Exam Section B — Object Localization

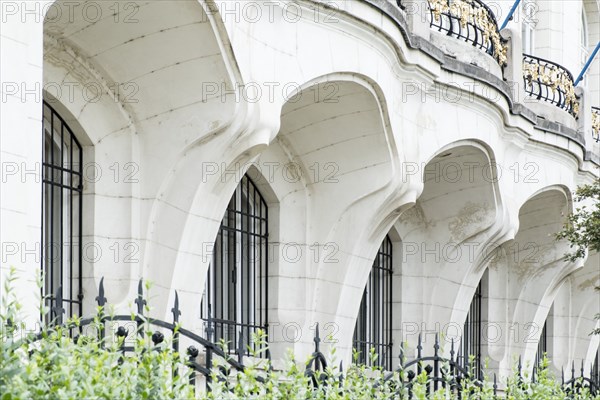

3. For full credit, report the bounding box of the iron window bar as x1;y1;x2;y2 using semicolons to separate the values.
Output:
534;319;548;372
593;349;600;386
201;174;268;356
41;100;84;322
353;235;393;370
426;0;507;66
462;279;483;380
522;54;580;117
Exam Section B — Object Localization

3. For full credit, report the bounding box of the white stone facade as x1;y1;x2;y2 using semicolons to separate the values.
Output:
1;0;599;382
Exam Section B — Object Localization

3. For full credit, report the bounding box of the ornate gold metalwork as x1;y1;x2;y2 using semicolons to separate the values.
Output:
592;108;600;142
523;58;580;117
428;0;507;66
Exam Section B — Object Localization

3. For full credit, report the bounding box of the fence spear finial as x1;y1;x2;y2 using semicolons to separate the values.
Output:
135;279;146;315
95;277;107;307
171;291;181;324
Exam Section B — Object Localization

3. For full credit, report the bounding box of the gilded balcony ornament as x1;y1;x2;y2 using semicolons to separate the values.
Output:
427;0;507;66
429;0;449;21
522;55;580;118
592;108;600;141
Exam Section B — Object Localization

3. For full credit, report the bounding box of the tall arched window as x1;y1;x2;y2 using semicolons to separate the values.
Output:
535;306;552;369
462;278;483;379
535;320;548;368
580;9;589;68
521;0;537;54
42;100;83;321
353;235;393;369
593;349;599;384
201;174;268;354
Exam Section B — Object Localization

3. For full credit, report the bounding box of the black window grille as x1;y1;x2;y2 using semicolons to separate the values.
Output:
593;349;600;385
42;100;83;321
353;235;393;370
462;279;483;379
535;319;548;368
201;174;268;355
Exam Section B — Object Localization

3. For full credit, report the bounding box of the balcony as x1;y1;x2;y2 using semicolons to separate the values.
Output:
522;54;580;118
425;0;507;66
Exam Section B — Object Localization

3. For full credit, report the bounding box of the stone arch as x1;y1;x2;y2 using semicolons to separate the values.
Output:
502;185;575;371
43;0;245;312
373;140;504;360
553;251;600;374
265;72;402;358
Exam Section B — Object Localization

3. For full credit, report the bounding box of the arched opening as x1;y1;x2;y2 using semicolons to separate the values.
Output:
44;0;239;316
553;251;599;373
274;76;397;359
502;186;572;372
395;142;499;358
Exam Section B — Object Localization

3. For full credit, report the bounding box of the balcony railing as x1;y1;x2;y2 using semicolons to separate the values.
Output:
593;106;600;142
522;54;580;118
426;0;507;66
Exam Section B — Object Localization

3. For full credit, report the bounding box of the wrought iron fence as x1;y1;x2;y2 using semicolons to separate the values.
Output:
425;0;507;66
41;278;252;392
29;278;600;398
561;360;600;398
522;54;580;118
592;106;600;142
375;334;492;398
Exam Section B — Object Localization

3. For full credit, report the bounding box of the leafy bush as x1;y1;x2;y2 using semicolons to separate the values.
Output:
1;269;599;399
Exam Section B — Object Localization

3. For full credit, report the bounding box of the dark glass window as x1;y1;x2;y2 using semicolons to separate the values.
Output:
353;235;393;369
201;174;268;354
462;279;483;379
42;100;83;322
535;319;548;369
593;349;599;385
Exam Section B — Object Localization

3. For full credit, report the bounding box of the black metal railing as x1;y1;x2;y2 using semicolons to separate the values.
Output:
561;360;600;398
376;334;491;397
32;279;600;398
41;278;254;393
592;106;600;142
426;0;507;66
522;54;580;117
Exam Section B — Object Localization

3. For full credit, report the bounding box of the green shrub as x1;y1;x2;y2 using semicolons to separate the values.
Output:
1;269;598;399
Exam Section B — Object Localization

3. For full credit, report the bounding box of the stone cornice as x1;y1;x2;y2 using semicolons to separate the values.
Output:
351;0;600;167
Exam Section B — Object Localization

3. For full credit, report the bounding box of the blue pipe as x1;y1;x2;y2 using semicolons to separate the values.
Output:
575;42;600;86
500;0;522;30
